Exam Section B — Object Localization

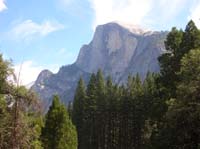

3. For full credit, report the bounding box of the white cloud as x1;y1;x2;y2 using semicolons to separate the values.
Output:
14;61;58;86
188;1;200;28
152;0;188;22
89;0;153;28
89;0;189;29
8;20;64;42
0;0;7;12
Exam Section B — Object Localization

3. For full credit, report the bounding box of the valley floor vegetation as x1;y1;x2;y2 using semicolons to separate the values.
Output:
0;20;200;149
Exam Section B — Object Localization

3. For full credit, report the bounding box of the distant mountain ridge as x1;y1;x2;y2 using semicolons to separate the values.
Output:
32;22;168;105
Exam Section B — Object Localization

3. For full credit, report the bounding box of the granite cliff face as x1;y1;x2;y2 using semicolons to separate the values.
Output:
32;22;167;104
76;23;167;82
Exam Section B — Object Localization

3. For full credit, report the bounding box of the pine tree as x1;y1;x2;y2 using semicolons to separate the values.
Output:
83;73;97;149
159;20;200;99
72;77;86;149
105;76;119;149
158;27;183;98
41;95;77;149
181;20;200;55
142;73;168;148
154;49;200;149
95;70;106;149
152;21;200;149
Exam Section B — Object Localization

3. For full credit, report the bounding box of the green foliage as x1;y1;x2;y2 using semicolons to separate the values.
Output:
0;54;13;89
0;96;12;148
72;77;86;149
73;71;164;149
72;77;86;126
158;20;200;98
164;27;183;53
0;54;43;149
181;20;200;54
153;22;200;149
163;49;200;148
41;95;77;149
177;49;200;102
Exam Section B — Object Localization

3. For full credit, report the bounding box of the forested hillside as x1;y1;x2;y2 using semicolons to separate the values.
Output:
0;20;200;148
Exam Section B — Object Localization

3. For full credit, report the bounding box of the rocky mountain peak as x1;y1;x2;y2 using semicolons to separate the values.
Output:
113;21;150;35
36;70;53;83
33;70;53;92
76;22;139;73
75;22;167;81
32;22;168;105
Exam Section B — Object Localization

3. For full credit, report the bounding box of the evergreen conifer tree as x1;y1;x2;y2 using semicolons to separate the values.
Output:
72;77;86;149
41;95;77;149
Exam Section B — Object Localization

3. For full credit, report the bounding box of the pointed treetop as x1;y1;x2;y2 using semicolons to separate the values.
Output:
78;76;84;83
185;20;197;32
77;77;85;91
86;73;97;96
51;95;60;108
106;76;113;87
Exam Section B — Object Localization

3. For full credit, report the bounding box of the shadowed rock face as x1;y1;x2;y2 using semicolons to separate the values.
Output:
32;64;90;107
32;22;168;105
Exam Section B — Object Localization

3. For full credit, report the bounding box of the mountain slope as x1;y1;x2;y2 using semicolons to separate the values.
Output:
32;22;167;104
32;64;90;106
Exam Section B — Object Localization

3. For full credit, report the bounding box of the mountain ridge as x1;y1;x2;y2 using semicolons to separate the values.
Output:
32;22;168;104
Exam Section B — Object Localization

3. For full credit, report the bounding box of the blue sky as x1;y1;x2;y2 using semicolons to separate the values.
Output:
0;0;200;85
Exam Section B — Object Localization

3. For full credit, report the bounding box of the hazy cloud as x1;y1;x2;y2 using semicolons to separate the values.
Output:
0;0;7;12
189;1;200;28
14;61;59;86
89;0;152;28
152;0;188;22
8;20;64;42
89;0;189;29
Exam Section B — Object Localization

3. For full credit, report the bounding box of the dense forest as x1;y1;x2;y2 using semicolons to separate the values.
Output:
0;20;200;148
